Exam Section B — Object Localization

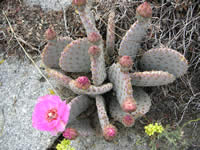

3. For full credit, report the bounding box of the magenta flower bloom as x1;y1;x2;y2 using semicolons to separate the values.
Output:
32;95;70;135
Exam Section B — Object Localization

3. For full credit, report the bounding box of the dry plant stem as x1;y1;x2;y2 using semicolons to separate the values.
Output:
2;11;59;96
94;11;124;39
16;37;41;53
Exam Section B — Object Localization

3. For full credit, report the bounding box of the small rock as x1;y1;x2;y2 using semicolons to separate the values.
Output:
24;0;72;11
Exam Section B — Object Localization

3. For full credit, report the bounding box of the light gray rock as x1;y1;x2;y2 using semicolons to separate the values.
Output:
24;0;72;11
0;57;59;150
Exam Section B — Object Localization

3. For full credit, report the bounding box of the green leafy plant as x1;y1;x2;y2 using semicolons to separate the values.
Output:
145;123;188;150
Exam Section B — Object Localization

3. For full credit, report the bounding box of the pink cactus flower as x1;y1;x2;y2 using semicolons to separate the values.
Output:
32;95;70;135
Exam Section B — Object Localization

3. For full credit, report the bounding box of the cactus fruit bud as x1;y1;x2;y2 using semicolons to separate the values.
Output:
72;0;86;6
88;32;101;43
103;124;117;141
44;27;56;40
119;56;133;72
63;128;79;140
136;2;152;18
122;115;135;127
88;45;100;57
122;97;137;113
75;76;91;90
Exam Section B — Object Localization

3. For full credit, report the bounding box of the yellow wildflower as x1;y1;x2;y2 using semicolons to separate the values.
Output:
56;139;75;150
48;89;56;95
0;59;5;65
154;123;164;133
144;123;164;136
144;123;156;136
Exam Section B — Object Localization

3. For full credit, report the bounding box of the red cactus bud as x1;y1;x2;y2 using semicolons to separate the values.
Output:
88;45;100;56
72;0;86;6
122;97;137;113
44;27;56;40
122;115;135;127
63;128;78;140
103;124;117;141
136;2;152;18
119;56;133;68
75;76;91;90
88;32;101;43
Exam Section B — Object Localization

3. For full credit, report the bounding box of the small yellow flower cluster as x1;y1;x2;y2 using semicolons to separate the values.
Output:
144;123;164;136
56;139;75;150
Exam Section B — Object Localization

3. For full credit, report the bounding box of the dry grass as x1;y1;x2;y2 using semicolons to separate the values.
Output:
0;0;200;149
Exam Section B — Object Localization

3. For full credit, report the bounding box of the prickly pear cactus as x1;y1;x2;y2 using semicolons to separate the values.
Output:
41;1;188;141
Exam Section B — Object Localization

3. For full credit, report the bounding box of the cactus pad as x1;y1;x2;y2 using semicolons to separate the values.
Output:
69;80;113;96
46;68;72;88
131;71;176;87
89;45;107;85
42;37;73;68
131;87;151;119
66;119;95;137
68;95;92;123
96;95;117;141
119;21;149;59
110;98;135;127
76;6;99;36
106;10;115;56
140;48;188;77
108;63;137;112
59;38;91;72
